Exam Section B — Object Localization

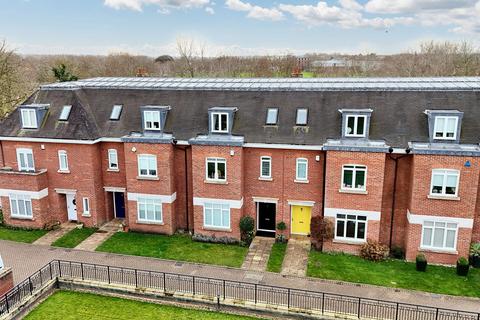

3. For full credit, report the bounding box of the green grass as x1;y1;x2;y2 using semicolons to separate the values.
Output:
25;290;259;320
266;242;287;273
301;71;316;78
52;227;97;248
96;232;248;268
308;251;480;298
0;226;47;243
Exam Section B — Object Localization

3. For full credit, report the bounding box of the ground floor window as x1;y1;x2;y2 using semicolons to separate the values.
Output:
137;197;162;223
9;194;33;218
204;203;230;229
421;221;457;250
335;214;366;241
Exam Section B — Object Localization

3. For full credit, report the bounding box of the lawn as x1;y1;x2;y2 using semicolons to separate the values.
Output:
308;251;480;298
25;290;259;320
0;226;47;243
266;242;287;273
96;232;248;268
52;227;97;248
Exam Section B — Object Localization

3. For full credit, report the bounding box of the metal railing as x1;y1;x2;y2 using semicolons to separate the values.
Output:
1;260;479;320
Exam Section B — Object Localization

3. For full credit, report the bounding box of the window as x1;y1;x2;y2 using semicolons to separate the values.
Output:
21;109;38;129
296;158;308;181
59;105;72;121
434;116;458;140
296;108;308;125
58;150;69;172
16;148;35;172
110;105;123;120
9;194;32;218
211;112;229;133
204;203;230;229
422;221;457;250
108;149;119;170
260;156;272;178
342;165;367;191
144;110;161;130
266;108;278;125
430;169;459;197
82;197;90;215
206;158;226;181
345;115;367;137
335;214;367;241
137;197;162;223
138;155;157;177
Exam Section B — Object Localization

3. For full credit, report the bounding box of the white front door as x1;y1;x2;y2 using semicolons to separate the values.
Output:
66;194;77;221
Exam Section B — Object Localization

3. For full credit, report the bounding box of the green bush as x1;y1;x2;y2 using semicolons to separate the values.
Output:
276;221;287;231
470;242;480;257
0;209;4;225
416;253;427;272
239;216;255;247
390;246;405;259
360;239;389;262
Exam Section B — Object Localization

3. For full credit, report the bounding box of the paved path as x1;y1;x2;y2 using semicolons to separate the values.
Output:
0;240;478;313
241;237;275;271
33;222;77;246
281;238;310;277
74;219;122;251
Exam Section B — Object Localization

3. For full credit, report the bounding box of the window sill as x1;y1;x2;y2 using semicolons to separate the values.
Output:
258;177;273;181
338;188;368;195
294;179;309;184
204;180;228;185
136;220;164;225
419;247;458;255
82;213;91;217
427;194;460;201
333;238;366;245
137;176;159;181
57;170;70;174
11;216;34;221
107;168;120;172
203;226;231;232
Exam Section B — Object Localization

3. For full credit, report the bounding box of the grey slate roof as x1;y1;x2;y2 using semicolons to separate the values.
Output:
1;77;480;148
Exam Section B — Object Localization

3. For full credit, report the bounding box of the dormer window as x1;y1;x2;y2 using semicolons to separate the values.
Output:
211;112;229;133
59;105;72;121
266;108;278;125
434;116;458;140
425;110;463;143
296;108;308;125
110;105;123;120
21;109;38;129
207;107;237;135
144;110;161;131
345;115;366;137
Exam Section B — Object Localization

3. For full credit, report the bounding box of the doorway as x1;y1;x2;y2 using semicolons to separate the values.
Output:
256;202;276;237
113;192;125;219
66;193;77;221
291;205;311;235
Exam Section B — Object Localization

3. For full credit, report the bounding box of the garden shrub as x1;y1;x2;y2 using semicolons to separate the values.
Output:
416;253;427;272
390;246;405;259
310;216;334;251
239;216;255;247
276;221;287;243
192;233;239;245
360;239;389;262
0;209;3;225
457;257;470;276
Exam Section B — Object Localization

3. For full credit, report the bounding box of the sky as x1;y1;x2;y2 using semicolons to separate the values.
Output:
1;0;479;56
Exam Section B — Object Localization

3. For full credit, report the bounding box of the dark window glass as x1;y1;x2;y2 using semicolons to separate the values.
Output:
357;222;366;239
336;220;345;237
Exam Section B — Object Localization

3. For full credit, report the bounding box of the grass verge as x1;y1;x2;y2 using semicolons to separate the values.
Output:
266;242;287;273
52;227;98;248
0;226;47;243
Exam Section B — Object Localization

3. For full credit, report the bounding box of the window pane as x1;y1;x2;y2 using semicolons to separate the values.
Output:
213;114;220;131
356;116;365;135
213;207;221;226
217;162;226;180
336;220;345;237
155;203;162;221
346;116;355;134
25;200;32;217
18;199;26;216
343;169;353;188
207;162;215;179
221;209;229;227
261;159;270;176
266;108;278;124
433;227;445;247
346;220;356;238
445;230;456;248
446;118;456;137
435;118;445;137
204;207;212;225
422;227;432;246
10;198;18;216
355;170;365;188
296;109;307;125
26;153;34;169
110;105;123;120
357;222;366;239
221;114;228;131
59;105;72;120
19;155;26;169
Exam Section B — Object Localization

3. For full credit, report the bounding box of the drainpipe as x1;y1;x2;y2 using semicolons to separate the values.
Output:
172;141;191;232
0;141;4;167
321;150;327;251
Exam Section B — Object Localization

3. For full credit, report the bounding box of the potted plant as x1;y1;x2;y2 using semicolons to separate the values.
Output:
456;257;470;276
469;242;480;268
416;253;427;272
276;221;287;243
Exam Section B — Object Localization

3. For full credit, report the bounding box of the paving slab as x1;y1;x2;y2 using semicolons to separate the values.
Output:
74;219;122;251
281;238;310;277
242;237;275;272
33;222;77;246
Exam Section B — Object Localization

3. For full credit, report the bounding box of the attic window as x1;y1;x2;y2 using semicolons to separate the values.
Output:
345;115;367;137
21;109;38;129
110;105;123;120
434;116;458;140
144;110;161;131
296;108;308;125
211;112;229;133
266;108;278;125
59;105;72;121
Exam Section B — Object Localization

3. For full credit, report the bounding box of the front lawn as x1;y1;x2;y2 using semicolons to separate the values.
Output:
0;226;47;243
52;227;98;248
96;232;248;268
25;290;259;320
308;251;480;298
266;242;287;273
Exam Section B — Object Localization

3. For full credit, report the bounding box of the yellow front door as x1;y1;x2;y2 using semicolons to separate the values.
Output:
291;205;311;235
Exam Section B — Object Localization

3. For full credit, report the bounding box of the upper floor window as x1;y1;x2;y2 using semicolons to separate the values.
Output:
138;197;162;223
206;157;226;181
211;112;229;133
430;169;459;197
296;158;308;181
110;105;123;120
260;156;272;179
144;110;161;131
335;214;366;241
345;115;367;137
296;108;308;125
108;149;119;170
59;105;72;121
58;150;69;172
21;109;38;129
265;108;278;125
342;165;366;191
9;194;33;218
16;148;35;172
138;154;157;178
434;116;458;140
421;221;457;250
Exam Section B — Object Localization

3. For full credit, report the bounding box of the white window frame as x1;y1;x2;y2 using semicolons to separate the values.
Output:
203;202;230;229
430;169;460;197
110;105;123;120
341;164;367;191
143;110;161;131
265;108;278;125
59;105;72;121
58;150;69;172
9;194;33;219
108;149;119;170
421;220;458;251
345;115;367;137
296;108;308;125
16;148;35;172
137;197;163;223
20;109;38;129
206;157;227;182
82;197;90;215
211;112;229;133
433;116;458;140
335;214;367;242
260;156;272;179
137;154;157;178
295;158;308;181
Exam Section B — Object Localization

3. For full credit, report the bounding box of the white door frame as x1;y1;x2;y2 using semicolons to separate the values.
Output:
256;202;276;233
112;192;118;218
66;193;77;221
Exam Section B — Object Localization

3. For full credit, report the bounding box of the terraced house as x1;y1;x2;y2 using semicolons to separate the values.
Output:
0;77;479;265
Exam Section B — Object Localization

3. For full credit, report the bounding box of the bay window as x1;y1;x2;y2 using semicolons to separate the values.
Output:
9;194;33;218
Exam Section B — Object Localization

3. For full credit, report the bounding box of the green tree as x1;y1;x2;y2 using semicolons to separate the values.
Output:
52;63;78;82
